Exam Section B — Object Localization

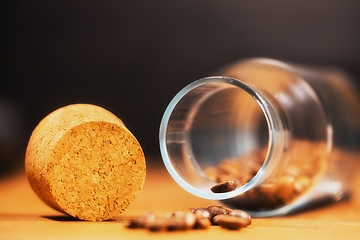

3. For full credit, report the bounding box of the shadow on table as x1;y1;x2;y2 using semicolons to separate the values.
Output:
42;215;82;221
42;215;133;222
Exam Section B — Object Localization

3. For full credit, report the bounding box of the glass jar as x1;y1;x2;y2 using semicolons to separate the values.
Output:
159;58;360;217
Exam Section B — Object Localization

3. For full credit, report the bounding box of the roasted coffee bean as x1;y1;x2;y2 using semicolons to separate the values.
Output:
285;165;301;177
127;212;156;228
184;213;197;228
127;206;252;232
257;183;277;195
203;144;320;211
167;211;196;231
211;180;238;193
294;175;310;193
228;210;252;226
127;220;141;229
211;214;223;226
147;216;168;232
216;174;237;185
193;208;212;220
207;205;231;217
214;214;250;230
276;175;296;202
194;214;212;229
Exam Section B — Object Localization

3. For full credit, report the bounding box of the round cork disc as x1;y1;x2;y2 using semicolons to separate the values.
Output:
25;104;146;221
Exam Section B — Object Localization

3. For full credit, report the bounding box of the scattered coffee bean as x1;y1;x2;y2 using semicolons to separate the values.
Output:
126;205;252;232
211;214;223;226
228;210;252;226
147;216;168;232
207;205;231;217
127;212;156;228
167;211;196;231
214;214;250;230
193;207;212;220
126;220;141;229
193;215;212;229
210;180;238;193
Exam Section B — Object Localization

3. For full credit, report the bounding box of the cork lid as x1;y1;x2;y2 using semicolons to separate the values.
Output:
25;104;146;221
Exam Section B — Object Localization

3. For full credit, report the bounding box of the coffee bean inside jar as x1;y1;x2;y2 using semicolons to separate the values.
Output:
204;141;323;211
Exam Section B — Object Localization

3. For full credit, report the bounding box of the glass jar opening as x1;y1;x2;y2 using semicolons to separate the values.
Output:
160;76;279;200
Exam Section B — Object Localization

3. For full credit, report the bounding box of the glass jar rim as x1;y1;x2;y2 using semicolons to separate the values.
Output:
159;76;286;200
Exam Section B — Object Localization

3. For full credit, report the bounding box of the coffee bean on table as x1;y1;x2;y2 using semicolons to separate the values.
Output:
194;215;212;229
127;212;156;229
126;220;141;229
193;207;212;220
207;205;232;217
147;216;168;232
211;214;223;226
210;180;238;193
228;209;252;226
214;214;250;230
126;205;252;232
167;211;196;231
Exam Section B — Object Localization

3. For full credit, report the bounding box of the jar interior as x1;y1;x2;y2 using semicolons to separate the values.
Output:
161;79;270;198
189;86;269;173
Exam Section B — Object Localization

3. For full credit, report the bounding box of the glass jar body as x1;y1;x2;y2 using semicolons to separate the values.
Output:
159;58;360;217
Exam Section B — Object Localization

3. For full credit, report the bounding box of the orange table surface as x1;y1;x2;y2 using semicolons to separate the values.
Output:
1;160;360;240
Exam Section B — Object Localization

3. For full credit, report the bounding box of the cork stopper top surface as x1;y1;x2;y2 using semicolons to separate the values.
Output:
25;104;146;221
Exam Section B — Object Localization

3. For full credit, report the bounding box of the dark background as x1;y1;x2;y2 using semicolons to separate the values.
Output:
1;0;360;176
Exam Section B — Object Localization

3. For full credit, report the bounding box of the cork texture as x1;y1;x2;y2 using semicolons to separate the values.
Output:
25;104;146;221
